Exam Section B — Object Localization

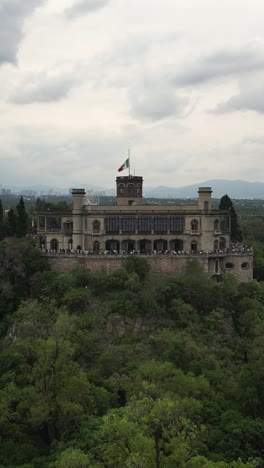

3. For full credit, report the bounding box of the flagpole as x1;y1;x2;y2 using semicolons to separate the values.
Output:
128;148;131;177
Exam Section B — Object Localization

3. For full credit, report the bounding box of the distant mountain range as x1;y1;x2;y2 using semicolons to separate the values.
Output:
144;180;264;199
2;179;264;199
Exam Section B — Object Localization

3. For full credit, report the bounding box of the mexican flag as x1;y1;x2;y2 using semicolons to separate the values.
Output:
118;158;129;172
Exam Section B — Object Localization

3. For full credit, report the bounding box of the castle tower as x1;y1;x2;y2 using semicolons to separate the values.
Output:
71;188;86;249
116;175;143;206
198;187;212;211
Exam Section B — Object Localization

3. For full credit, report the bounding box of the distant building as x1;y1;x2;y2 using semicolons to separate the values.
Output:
36;175;253;282
1;188;11;195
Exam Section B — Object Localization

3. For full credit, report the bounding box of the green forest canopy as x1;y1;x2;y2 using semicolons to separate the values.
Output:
0;239;263;467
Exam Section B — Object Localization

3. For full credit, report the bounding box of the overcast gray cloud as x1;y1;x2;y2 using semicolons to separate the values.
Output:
65;0;110;18
0;0;44;65
129;83;190;122
211;77;264;114
9;70;79;104
1;0;264;189
174;42;264;87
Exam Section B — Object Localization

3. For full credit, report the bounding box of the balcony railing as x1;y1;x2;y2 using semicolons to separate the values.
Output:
47;227;62;232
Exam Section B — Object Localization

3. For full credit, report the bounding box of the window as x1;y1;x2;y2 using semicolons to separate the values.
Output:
220;237;226;249
214;219;219;231
191;241;197;252
121;217;136;234
128;184;134;194
119;184;124;194
105;218;120;234
225;262;234;270
93;220;100;233
47;216;61;231
50;239;58;251
215;259;220;273
153;217;168;234
191;219;199;232
220;215;230;232
138;217;152;234
241;262;249;270
204;201;209;211
170;217;184;233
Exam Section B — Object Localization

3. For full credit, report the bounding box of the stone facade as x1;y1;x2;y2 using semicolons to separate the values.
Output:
46;252;253;282
37;175;253;282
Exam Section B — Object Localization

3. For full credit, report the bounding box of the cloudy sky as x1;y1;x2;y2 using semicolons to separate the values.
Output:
0;0;264;189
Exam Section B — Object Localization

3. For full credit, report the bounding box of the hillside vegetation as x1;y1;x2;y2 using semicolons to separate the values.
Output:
0;239;263;467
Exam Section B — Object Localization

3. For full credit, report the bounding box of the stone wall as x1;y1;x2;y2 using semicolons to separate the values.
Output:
47;253;253;282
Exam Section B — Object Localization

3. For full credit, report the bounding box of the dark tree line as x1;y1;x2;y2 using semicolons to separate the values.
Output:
0;196;29;240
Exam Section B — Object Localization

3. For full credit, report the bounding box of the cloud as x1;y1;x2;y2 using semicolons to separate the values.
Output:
129;79;191;122
174;41;264;87
211;77;264;114
65;0;110;19
0;0;44;65
0;126;129;187
8;69;79;104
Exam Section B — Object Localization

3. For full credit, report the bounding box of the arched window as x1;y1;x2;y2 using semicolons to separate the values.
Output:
50;239;58;251
128;184;134;194
93;219;100;233
119;184;124;194
191;240;197;252
191;219;199;232
214;219;219;231
214;239;219;251
204;201;209;211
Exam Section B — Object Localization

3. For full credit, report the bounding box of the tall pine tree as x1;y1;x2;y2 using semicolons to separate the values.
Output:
16;196;28;238
0;198;5;240
7;208;17;236
0;198;3;223
219;194;242;242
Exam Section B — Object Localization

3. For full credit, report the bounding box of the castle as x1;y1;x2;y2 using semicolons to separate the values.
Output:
37;175;253;282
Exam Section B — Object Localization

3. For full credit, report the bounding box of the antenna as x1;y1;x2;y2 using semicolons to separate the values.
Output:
85;190;100;205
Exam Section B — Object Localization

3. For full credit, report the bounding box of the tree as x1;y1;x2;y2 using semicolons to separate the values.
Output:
0;238;50;319
53;447;91;467
7;208;16;236
16;196;28;237
0;198;3;223
219;195;242;242
0;198;5;241
98;395;203;467
123;256;150;281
